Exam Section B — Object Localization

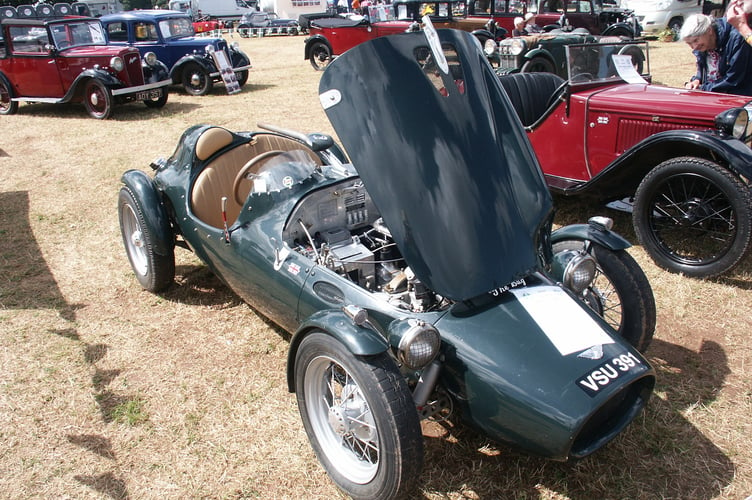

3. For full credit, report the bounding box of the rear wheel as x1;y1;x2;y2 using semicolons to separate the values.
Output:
309;42;332;71
181;62;213;96
521;56;555;74
0;78;18;116
118;186;175;292
143;88;168;108
633;157;752;278
553;241;656;352
295;332;423;500
83;80;112;119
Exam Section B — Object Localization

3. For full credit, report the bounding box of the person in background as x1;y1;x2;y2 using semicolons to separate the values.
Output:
512;16;526;36
524;12;541;33
726;0;752;44
680;13;752;95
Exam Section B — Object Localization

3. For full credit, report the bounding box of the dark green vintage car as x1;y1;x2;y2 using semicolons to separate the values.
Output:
118;27;655;499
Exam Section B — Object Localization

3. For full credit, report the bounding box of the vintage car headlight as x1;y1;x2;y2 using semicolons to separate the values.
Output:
230;41;240;51
715;107;749;140
205;44;215;55
109;56;124;72
389;318;440;370
143;51;158;67
551;249;597;294
505;38;526;56
484;38;498;57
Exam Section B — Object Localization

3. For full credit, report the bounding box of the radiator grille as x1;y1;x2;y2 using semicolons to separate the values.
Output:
616;118;705;153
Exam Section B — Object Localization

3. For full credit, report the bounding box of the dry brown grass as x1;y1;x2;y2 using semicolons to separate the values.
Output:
0;34;750;500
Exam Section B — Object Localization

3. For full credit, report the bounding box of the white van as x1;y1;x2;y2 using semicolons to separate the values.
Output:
625;0;702;35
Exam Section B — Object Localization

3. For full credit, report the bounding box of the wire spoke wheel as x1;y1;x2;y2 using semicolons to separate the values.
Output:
634;157;752;277
552;241;655;352
295;332;422;499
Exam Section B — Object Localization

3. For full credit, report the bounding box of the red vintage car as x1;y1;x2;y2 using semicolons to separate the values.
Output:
304;0;504;70
498;41;752;278
0;14;170;119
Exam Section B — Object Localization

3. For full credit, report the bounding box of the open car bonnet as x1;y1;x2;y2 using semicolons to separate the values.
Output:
319;28;554;301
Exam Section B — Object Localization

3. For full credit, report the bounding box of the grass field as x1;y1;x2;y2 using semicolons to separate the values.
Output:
1;34;750;499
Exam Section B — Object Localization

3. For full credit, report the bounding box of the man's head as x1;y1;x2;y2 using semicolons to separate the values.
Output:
731;0;752;14
681;14;717;52
514;16;524;29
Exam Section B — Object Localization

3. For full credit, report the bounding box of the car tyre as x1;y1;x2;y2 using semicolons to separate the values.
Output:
633;157;752;278
118;186;175;292
521;56;555;74
309;42;332;71
294;332;423;500
668;17;683;36
83;79;113;119
143;88;168;108
553;241;656;352
181;62;213;96
235;69;249;87
0;78;18;116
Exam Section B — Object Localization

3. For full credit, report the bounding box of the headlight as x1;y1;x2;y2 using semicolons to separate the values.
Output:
205;44;215;55
508;38;526;56
389;318;441;370
231;41;240;51
552;249;597;294
715;107;749;140
109;56;124;72
484;38;498;56
143;51;158;66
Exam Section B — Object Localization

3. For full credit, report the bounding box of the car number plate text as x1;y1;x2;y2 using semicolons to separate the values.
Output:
577;352;643;397
135;90;161;100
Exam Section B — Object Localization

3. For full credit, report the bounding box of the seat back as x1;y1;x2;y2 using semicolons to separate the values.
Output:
498;72;565;128
191;129;322;228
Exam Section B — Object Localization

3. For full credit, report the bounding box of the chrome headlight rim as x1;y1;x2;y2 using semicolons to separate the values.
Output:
484;38;498;56
143;51;158;67
562;251;597;294
509;38;526;56
395;319;441;370
109;56;124;72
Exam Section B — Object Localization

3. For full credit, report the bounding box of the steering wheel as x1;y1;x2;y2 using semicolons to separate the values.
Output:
233;150;286;205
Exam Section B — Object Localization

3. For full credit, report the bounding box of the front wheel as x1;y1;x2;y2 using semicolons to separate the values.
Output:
309;42;332;71
181;62;213;96
0;78;18;115
294;332;423;500
521;56;555;74
118;186;175;292
83;79;113;119
143;88;168;108
553;241;656;352
633;157;752;278
235;69;249;87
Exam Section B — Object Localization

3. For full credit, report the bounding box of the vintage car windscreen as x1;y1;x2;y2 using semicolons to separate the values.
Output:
50;20;107;48
158;17;195;39
566;42;649;84
250;150;318;194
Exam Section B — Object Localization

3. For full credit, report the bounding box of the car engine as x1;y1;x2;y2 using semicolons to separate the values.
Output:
282;178;450;313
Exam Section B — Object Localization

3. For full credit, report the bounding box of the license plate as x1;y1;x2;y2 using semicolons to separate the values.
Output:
136;89;161;100
576;351;644;397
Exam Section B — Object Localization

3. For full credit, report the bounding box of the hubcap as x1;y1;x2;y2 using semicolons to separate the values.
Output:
90;92;99;106
190;73;201;86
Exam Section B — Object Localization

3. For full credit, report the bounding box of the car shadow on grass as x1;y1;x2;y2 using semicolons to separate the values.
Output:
418;338;735;499
7;100;201;121
0;191;132;499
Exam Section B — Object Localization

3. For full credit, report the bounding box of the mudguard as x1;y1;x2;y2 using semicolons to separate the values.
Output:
120;169;174;256
170;54;216;82
286;309;389;391
230;49;251;70
142;60;170;84
551;223;631;251
602;21;639;37
61;69;122;103
565;129;752;199
304;34;331;60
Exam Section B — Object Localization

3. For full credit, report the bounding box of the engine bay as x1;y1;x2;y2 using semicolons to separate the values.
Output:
282;178;450;312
